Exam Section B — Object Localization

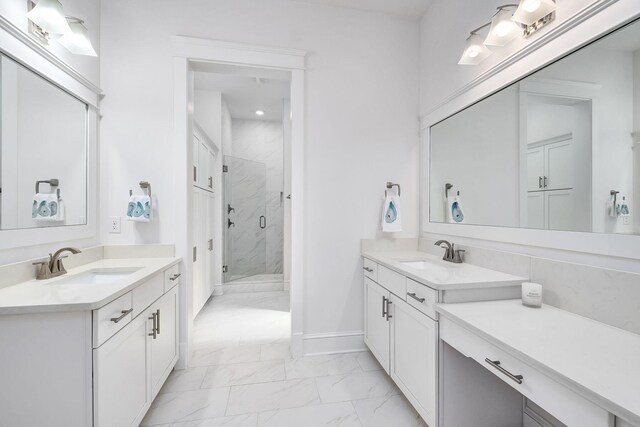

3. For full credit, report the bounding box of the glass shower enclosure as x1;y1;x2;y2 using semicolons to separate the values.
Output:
223;155;267;282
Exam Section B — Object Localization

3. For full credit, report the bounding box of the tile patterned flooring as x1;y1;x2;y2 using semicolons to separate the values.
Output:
141;291;427;427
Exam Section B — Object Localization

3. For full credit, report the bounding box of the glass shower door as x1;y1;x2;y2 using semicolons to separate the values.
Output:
224;155;267;282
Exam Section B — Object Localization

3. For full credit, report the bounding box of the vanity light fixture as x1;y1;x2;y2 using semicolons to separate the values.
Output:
255;110;265;116
512;0;556;36
58;17;97;56
458;0;556;66
26;0;71;38
458;31;493;65
484;6;522;46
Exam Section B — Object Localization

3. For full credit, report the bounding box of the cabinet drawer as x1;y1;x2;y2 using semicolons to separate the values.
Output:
405;279;438;320
132;272;164;316
363;258;378;281
377;265;406;298
440;318;614;427
93;292;133;348
164;264;181;292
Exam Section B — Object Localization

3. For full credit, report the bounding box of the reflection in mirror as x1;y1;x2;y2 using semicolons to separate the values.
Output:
0;54;87;230
430;18;640;235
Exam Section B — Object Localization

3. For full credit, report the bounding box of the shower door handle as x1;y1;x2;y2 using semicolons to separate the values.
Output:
259;216;266;229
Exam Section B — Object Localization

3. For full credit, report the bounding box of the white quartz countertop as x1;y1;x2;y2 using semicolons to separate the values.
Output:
436;300;640;424
0;257;180;315
362;250;527;290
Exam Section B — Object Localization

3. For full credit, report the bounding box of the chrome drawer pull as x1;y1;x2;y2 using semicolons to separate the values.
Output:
407;292;425;303
149;312;157;339
385;300;393;321
110;308;133;323
363;267;374;273
156;309;161;335
485;359;523;384
382;296;387;318
170;273;181;281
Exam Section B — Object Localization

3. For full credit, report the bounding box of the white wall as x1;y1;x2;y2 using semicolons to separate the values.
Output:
100;0;420;348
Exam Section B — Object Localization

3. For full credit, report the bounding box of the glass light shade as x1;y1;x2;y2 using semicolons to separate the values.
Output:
26;0;71;35
484;9;522;46
512;0;556;26
58;21;97;56
458;33;492;65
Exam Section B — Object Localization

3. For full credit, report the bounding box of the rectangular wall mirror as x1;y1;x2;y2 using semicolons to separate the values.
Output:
429;17;640;235
0;54;88;230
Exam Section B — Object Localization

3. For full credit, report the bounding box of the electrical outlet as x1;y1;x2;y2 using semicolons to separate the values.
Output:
109;216;121;233
623;216;630;226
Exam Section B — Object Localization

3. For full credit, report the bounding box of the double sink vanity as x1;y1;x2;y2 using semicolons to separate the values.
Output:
362;241;640;427
0;246;181;427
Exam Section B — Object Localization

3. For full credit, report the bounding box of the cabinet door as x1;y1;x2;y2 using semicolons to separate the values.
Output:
526;191;545;229
545;139;573;190
206;148;215;190
193;132;200;184
93;312;151;427
546;189;576;231
527;147;544;191
364;277;390;373
198;141;210;189
150;287;179;397
389;295;437;427
192;190;202;315
206;192;215;297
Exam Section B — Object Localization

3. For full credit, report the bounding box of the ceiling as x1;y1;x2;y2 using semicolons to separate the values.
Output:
292;0;432;21
194;69;290;122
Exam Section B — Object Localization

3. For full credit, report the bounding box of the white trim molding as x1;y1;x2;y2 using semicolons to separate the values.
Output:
421;0;640;260
302;331;366;356
173;37;306;366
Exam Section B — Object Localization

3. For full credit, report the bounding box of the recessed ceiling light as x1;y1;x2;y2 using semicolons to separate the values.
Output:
255;110;265;116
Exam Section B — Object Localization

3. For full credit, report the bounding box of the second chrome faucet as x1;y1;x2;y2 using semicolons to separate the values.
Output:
434;240;465;264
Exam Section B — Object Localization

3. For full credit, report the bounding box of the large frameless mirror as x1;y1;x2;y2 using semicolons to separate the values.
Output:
0;54;87;230
429;18;640;235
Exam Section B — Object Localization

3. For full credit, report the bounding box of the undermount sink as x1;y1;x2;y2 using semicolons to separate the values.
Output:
52;268;142;285
400;260;444;270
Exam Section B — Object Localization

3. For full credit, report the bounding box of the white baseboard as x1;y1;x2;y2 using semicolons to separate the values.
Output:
302;330;366;356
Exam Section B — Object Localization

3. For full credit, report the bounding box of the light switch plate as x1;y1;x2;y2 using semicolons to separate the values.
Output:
109;216;121;233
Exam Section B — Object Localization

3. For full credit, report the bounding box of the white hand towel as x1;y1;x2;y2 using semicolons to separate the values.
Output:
607;194;617;218
618;196;630;217
32;193;61;222
446;195;465;224
382;193;402;232
127;195;152;222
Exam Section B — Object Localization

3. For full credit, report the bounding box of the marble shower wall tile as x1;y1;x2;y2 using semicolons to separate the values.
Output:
530;257;640;335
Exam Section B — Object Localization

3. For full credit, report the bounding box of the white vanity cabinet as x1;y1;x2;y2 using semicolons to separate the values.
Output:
94;285;179;427
0;261;181;427
362;262;438;427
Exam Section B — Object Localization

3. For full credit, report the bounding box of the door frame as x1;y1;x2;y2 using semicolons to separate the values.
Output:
172;37;306;366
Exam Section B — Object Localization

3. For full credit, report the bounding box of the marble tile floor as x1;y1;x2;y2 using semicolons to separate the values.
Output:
141;291;426;427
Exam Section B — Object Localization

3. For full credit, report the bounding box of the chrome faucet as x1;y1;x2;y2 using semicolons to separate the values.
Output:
434;240;465;264
33;247;82;280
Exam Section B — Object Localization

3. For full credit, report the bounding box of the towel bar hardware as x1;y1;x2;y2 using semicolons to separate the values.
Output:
444;183;453;198
407;292;425;303
363;267;374;272
129;181;152;197
485;359;523;384
35;179;59;194
610;190;620;208
385;182;401;197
